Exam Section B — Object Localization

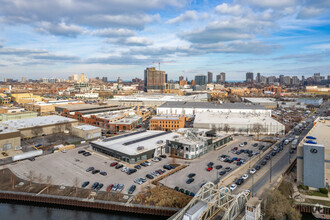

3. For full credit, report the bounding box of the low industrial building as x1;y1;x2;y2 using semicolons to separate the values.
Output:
296;98;323;107
166;129;232;159
297;117;330;188
193;112;285;135
0;124;21;152
157;102;271;116
91;130;176;163
1;115;78;138
107;93;210;107
243;97;277;109
71;125;102;140
150;115;185;131
277;101;307;109
109;115;142;132
0;111;38;121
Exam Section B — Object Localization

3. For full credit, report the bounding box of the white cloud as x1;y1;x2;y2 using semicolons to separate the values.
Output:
215;3;244;15
239;0;297;8
35;22;87;37
107;36;153;46
166;10;198;24
297;7;325;19
91;28;135;38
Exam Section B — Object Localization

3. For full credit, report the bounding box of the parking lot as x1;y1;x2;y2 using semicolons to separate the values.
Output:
159;136;271;193
8;147;177;195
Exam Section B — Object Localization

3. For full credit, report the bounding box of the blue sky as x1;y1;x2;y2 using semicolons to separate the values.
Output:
0;0;329;81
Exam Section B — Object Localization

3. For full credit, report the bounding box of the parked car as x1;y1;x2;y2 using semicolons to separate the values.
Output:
255;165;261;170
186;178;194;184
146;174;154;179
207;162;214;167
110;162;118;167
219;170;226;175
242;174;249;180
78;150;86;154
261;160;267;166
235;178;244;185
152;158;159;162
92;169;100;174
249;168;256;174
115;164;123;169
239;143;244;147
128;185;136;194
134;165;141;169
100;171;107;176
265;155;271;160
159;155;167;158
91;182;99;190
81;181;90;188
207;167;213;171
83;152;91;156
96;183;104;191
86;167;94;172
107;184;114;192
215;165;223;170
188;173;196;178
116;184;124;192
253;143;258;147
271;151;276;156
230;184;237;191
145;161;151;166
225;167;232;172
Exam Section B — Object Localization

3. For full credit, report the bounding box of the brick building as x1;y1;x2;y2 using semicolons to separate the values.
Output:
150;115;185;131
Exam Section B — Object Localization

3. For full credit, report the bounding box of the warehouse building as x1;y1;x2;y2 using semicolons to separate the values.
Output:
297;117;330;188
243;97;277;109
91;130;177;163
193;112;285;135
150;115;185;131
157;101;271;116
71;125;102;140
1;115;78;138
0;124;21;152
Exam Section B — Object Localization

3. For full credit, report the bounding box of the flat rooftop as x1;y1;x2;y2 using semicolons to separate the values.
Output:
56;104;119;112
0;124;19;134
307;117;330;147
244;97;276;103
194;111;284;126
92;130;178;155
151;115;183;120
111;93;209;102
158;101;266;110
109;115;141;125
74;125;100;131
1;115;77;130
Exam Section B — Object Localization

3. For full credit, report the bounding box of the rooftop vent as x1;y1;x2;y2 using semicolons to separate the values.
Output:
157;140;163;144
137;146;144;151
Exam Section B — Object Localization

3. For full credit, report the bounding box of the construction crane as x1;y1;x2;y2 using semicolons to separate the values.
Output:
152;60;175;70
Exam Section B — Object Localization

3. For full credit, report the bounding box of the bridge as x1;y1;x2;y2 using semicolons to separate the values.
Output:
170;182;249;220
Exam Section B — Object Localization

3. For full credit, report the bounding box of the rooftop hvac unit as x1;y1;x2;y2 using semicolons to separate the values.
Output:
173;135;179;139
157;140;163;144
137;146;144;151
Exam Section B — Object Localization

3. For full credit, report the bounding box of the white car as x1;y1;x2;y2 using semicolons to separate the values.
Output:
145;161;151;166
230;184;237;191
242;174;249;180
121;167;128;172
152;158;159;162
249;168;256;174
239;143;244;147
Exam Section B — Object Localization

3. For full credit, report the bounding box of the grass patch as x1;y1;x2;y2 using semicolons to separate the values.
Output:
306;190;328;198
305;199;330;207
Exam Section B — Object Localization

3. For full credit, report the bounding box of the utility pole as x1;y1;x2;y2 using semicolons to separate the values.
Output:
269;157;272;183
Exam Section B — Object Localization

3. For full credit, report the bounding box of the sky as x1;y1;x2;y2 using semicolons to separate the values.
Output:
0;0;330;81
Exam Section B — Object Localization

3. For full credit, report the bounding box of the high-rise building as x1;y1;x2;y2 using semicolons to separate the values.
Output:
283;76;291;85
144;67;166;92
132;77;142;83
267;76;276;84
102;77;108;82
291;76;300;85
207;72;213;83
260;76;267;84
21;77;27;83
216;72;226;84
195;75;207;85
279;75;284;85
246;72;254;83
256;73;261;83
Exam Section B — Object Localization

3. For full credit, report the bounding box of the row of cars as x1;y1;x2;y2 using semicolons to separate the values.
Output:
174;186;196;197
219;154;245;166
78;150;91;156
86;166;107;176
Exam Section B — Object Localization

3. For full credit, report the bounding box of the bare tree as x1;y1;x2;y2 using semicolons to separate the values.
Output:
38;173;43;184
223;124;230;133
252;123;264;139
28;171;34;187
74;177;79;196
46;176;52;194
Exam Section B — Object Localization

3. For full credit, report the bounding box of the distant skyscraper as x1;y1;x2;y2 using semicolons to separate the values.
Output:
291;76;300;85
279;75;284;85
283;76;291;85
144;67;166;92
207;72;213;83
102;77;108;82
267;76;276;84
256;73;261;83
216;72;226;84
246;72;254;83
195;75;207;85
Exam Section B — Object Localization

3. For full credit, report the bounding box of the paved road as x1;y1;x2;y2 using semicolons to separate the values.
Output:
234;102;327;195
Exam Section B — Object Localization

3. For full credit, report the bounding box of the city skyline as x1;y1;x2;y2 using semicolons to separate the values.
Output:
0;0;330;80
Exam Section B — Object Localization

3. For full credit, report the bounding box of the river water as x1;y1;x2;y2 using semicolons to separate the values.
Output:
0;202;166;220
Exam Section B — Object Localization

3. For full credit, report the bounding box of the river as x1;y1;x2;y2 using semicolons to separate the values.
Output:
0;202;166;220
